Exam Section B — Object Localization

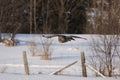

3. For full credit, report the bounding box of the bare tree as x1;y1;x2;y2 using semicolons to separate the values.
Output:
0;0;25;46
0;0;7;41
29;0;88;34
0;11;2;41
89;0;120;77
29;0;33;34
91;35;119;76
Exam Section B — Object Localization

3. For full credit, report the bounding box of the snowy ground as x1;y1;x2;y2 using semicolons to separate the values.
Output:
0;34;120;80
0;73;119;80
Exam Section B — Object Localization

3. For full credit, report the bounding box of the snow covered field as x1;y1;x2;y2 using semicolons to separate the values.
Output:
0;34;120;80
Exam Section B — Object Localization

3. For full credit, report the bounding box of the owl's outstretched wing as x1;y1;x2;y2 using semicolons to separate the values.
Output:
43;35;87;40
70;36;87;40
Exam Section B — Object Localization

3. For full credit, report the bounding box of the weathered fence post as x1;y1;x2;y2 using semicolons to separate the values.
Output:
81;51;87;77
23;51;29;75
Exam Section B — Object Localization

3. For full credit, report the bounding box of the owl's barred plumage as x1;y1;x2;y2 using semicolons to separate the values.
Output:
42;35;87;43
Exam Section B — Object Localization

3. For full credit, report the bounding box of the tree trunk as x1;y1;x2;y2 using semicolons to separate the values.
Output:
30;0;33;34
33;0;37;33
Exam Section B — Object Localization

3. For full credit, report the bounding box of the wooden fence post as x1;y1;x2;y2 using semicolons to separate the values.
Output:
23;51;29;75
81;51;87;77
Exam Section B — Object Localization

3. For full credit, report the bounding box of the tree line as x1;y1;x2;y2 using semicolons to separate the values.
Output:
0;0;120;34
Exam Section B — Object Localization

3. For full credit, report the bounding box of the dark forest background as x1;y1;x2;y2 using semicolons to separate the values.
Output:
0;0;120;34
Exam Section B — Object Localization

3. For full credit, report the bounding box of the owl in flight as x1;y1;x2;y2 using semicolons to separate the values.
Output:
42;34;87;43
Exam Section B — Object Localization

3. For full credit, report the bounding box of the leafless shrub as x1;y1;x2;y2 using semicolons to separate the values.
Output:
2;38;14;46
1;33;16;46
29;40;37;56
40;38;53;60
90;35;120;77
28;36;53;60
